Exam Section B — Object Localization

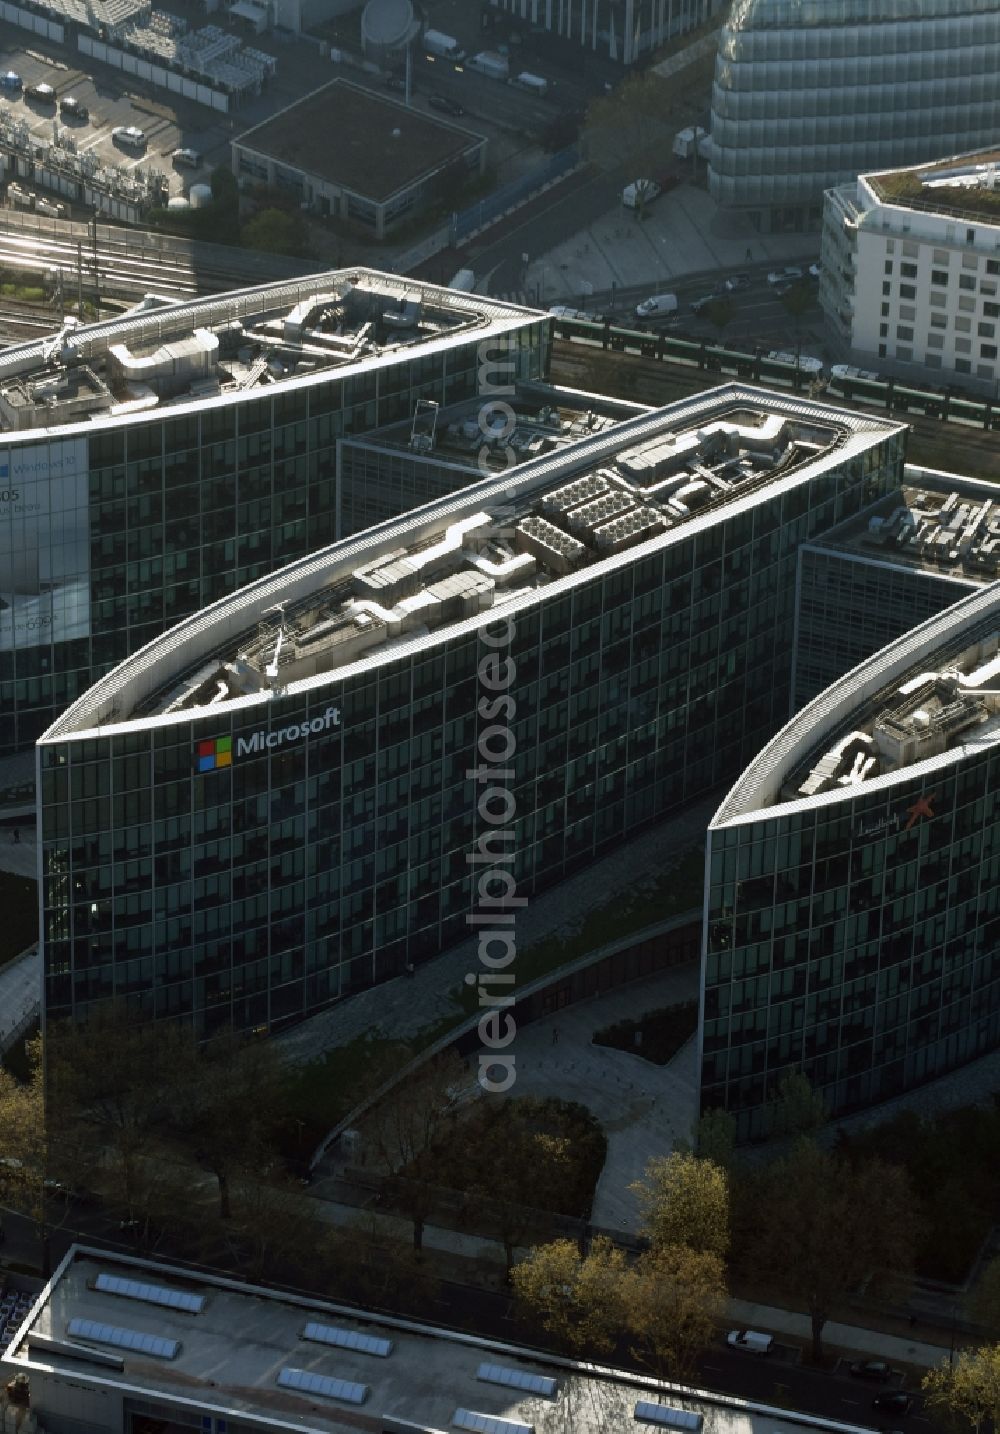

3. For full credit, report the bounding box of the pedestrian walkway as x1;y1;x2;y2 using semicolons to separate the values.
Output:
524;182;817;308
505;964;701;1234
0;944;40;1053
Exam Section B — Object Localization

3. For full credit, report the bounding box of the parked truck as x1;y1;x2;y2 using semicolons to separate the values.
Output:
673;126;712;160
468;50;510;80
423;29;466;63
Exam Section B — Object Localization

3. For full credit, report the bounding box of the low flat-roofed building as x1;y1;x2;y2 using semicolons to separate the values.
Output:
37;384;904;1035
231;80;488;237
704;580;1000;1137
2;1243;854;1434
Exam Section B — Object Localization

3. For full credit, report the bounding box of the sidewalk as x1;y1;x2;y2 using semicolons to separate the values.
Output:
728;1299;950;1370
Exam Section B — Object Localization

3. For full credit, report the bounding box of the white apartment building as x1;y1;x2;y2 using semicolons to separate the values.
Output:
821;149;1000;394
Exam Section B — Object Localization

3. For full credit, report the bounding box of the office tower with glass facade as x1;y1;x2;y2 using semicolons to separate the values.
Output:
0;272;549;755
709;0;1000;233
38;385;903;1035
703;582;1000;1139
792;466;1000;708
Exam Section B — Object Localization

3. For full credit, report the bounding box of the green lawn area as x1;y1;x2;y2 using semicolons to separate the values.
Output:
0;871;37;969
593;1000;699;1065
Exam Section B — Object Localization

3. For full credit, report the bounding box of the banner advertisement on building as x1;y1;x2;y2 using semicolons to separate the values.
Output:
0;438;90;652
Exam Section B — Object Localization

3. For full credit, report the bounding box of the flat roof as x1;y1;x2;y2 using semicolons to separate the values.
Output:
864;146;1000;225
233;79;485;202
712;581;1000;826
0;269;540;442
39;384;904;743
1;1245;867;1434
807;469;1000;588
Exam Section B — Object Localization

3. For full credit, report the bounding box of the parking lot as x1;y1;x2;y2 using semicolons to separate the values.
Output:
0;39;236;200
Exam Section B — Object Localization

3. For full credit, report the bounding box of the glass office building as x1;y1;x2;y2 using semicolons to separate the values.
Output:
708;0;1000;231
38;385;903;1035
792;469;1000;708
703;582;1000;1138
0;272;549;755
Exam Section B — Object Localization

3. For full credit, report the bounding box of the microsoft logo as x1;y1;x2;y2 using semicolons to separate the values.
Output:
196;736;232;772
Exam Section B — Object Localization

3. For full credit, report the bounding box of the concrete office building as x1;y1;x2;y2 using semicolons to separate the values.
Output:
37;386;904;1034
821;149;1000;391
1;1244;835;1434
486;0;723;65
793;466;1000;708
231;81;487;237
0;272;550;755
703;581;1000;1139
709;0;1000;233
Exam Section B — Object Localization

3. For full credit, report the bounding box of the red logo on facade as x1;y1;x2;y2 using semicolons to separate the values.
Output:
904;793;936;830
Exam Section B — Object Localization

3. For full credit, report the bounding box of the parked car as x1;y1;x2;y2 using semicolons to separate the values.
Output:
24;81;56;104
172;147;202;168
0;71;22;91
873;1393;912;1415
428;93;465;116
724;272;751;292
727;1329;773;1355
850;1360;892;1382
112;125;146;150
767;265;804;286
59;95;88;120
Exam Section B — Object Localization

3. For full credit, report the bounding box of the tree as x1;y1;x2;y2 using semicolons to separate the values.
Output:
922;1348;1000;1433
630;1151;729;1258
168;1030;286;1220
583;73;674;219
742;1140;920;1361
704;297;736;345
362;1050;466;1252
242;207;310;257
512;1236;626;1354
691;1108;737;1169
765;1070;826;1138
624;1244;727;1380
779;284;816;371
970;1257;1000;1333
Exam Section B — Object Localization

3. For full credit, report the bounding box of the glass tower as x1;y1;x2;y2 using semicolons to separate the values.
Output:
709;0;1000;231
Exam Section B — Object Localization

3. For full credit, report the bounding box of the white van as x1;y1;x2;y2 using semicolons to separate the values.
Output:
727;1328;773;1355
635;293;678;320
831;363;880;382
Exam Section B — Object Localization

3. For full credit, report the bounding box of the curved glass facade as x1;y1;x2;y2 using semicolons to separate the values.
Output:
708;0;1000;227
703;588;1000;1138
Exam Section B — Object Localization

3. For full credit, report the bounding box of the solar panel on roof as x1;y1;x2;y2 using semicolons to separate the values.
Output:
277;1366;369;1405
301;1320;392;1357
94;1272;205;1315
475;1363;557;1398
452;1411;534;1434
67;1318;180;1360
633;1403;704;1431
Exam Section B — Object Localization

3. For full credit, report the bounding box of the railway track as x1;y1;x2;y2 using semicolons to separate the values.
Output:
551;339;1000;480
